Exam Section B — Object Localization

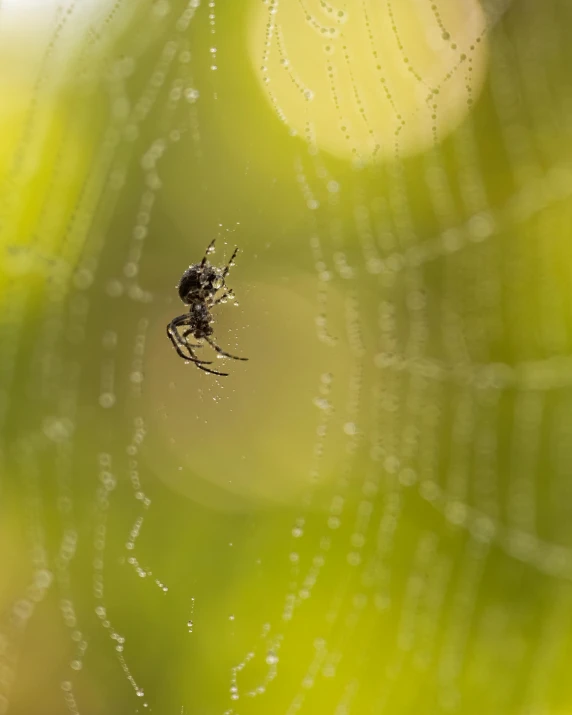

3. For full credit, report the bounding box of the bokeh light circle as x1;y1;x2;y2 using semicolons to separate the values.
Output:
249;0;489;162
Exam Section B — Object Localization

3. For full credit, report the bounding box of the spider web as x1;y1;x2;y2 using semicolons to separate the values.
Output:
1;1;572;714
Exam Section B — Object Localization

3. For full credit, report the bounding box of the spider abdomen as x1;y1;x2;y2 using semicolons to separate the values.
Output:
178;266;202;303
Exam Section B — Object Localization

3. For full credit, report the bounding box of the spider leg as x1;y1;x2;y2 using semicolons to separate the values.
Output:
169;330;226;374
168;327;211;364
181;328;204;346
205;336;248;361
221;246;239;280
167;317;213;365
168;329;206;363
184;342;211;366
195;362;229;377
200;239;216;268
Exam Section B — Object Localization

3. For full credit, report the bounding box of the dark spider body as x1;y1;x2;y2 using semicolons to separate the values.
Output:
166;239;247;376
178;264;219;303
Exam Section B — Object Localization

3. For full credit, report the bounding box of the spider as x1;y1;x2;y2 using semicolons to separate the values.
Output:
166;239;248;376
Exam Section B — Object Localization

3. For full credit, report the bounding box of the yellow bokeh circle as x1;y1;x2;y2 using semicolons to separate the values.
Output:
249;0;489;162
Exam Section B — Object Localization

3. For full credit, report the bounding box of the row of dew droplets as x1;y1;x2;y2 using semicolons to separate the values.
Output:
80;0;204;312
226;624;282;709
209;0;218;71
304;4;572;712
0;9;100;711
224;252;370;712
90;6;201;707
91;3;211;707
289;153;455;712
243;4;498;708
0;0;233;712
6;3;159;708
2;0;113;684
84;3;210;705
7;1;572;714
224;368;335;711
125;417;170;593
93;452;145;701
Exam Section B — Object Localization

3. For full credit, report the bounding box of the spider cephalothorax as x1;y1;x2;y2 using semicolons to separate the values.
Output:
166;239;247;376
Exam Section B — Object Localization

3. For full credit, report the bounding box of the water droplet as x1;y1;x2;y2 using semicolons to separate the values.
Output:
266;651;279;665
99;393;116;409
343;422;357;436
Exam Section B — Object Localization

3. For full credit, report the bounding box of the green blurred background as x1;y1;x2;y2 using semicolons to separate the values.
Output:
2;1;572;714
